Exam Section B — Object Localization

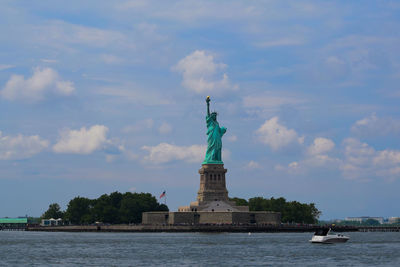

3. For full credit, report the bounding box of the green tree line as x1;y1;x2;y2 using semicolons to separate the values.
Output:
41;192;168;224
230;196;321;224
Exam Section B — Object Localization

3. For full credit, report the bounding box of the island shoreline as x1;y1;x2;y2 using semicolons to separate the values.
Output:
23;225;400;233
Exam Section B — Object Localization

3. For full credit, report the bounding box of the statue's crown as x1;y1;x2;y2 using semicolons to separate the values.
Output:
211;111;218;116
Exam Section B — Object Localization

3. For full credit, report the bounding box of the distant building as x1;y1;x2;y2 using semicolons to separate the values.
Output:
41;218;63;226
388;217;400;224
345;216;384;224
0;218;28;229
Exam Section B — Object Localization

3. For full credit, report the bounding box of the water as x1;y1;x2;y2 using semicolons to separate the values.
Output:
0;231;399;266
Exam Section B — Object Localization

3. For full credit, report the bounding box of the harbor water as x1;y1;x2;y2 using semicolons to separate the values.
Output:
0;231;399;266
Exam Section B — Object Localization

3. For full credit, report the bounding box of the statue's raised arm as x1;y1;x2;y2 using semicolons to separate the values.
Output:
206;96;211;116
203;96;226;165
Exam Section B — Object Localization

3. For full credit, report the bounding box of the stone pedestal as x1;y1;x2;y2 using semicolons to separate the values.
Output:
197;164;229;203
178;164;249;212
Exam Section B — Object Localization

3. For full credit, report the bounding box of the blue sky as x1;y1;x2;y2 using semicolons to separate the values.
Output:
1;0;400;220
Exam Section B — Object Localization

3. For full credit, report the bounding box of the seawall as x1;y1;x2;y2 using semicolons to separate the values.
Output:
25;224;368;233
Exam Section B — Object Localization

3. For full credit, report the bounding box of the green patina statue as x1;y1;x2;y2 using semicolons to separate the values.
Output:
203;96;226;164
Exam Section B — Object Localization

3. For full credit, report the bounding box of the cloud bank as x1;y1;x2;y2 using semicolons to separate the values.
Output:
173;50;237;94
256;117;303;150
351;114;400;137
1;67;75;102
53;125;110;154
308;137;335;155
142;143;206;164
0;131;49;160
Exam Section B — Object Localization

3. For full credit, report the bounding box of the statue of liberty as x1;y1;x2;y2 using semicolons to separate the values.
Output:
203;96;226;164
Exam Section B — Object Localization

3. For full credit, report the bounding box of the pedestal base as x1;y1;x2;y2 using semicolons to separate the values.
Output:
143;211;281;225
178;164;249;212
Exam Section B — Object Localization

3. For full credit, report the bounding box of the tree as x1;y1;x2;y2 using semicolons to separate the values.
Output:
58;192;169;225
230;197;248;206
41;203;64;219
248;197;268;211
119;192;168;224
64;197;94;224
248;196;321;224
92;193;120;224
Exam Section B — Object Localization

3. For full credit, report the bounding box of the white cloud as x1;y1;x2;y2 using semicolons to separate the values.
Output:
277;137;339;173
158;122;172;134
340;138;376;180
373;150;400;166
277;154;340;174
341;138;400;180
1;67;75;102
308;137;335;155
343;138;375;166
276;137;400;180
53;125;110;154
288;161;299;169
353;113;377;127
142;143;206;164
173;50;237;94
351;114;400;137
256;117;302;150
304;154;340;168
0;131;49;160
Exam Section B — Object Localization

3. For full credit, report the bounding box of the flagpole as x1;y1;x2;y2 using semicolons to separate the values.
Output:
160;190;167;206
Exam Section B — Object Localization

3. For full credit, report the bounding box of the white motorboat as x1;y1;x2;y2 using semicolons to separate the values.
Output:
310;228;349;244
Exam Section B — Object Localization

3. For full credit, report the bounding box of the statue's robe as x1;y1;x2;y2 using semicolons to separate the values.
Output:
204;114;226;163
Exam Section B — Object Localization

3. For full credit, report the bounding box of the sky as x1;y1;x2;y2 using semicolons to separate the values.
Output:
1;0;400;220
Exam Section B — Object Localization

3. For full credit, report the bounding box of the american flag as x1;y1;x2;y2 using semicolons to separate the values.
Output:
159;190;166;199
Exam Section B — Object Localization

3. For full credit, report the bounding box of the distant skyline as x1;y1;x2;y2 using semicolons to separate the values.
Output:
1;1;400;220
